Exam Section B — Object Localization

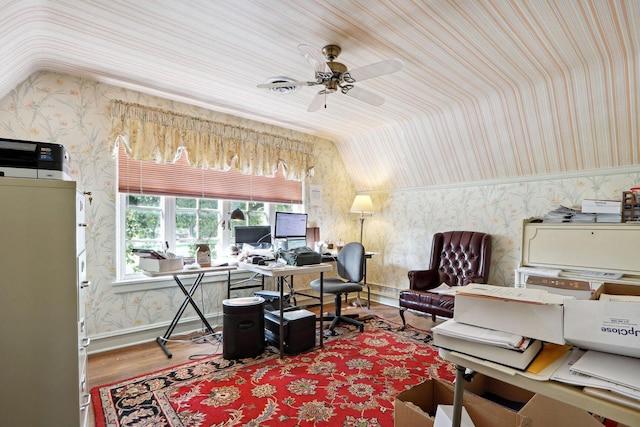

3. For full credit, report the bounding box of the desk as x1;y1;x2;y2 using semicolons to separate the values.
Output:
144;265;236;358
239;262;333;358
440;349;640;427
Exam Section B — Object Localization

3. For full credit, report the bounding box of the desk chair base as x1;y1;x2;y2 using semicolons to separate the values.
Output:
326;293;364;335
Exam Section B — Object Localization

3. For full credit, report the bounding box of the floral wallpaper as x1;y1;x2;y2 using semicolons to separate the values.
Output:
2;71;639;350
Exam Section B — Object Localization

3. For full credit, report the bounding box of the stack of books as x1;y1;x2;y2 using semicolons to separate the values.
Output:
432;319;542;370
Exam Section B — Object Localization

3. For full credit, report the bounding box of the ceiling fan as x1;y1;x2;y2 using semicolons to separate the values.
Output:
257;44;403;112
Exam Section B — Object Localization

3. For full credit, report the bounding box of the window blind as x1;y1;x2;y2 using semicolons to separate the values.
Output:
117;144;302;203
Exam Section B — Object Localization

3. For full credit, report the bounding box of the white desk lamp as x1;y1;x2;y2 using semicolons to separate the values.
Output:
350;195;374;244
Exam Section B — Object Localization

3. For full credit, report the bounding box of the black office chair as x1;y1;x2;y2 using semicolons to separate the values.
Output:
310;242;365;334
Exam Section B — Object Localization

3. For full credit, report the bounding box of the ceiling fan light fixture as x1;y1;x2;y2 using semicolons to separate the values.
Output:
325;80;339;92
266;76;300;94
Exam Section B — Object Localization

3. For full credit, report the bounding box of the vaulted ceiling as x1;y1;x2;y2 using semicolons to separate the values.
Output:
1;0;639;192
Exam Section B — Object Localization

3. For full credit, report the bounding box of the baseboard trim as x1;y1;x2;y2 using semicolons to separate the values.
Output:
88;311;224;354
88;283;402;354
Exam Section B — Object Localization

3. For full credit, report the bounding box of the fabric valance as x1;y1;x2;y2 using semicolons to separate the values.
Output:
110;100;315;181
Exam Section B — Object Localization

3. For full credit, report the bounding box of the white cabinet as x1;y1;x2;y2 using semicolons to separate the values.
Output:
518;219;640;289
0;177;88;427
521;220;640;275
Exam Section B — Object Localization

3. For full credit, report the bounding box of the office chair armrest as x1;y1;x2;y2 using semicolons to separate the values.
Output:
407;268;440;291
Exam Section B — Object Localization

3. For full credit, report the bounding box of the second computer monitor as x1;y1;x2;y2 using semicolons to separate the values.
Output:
235;225;272;248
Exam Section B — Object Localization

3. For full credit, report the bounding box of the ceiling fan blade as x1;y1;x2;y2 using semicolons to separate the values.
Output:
257;80;317;89
297;44;330;73
308;91;328;112
345;86;386;106
345;59;403;82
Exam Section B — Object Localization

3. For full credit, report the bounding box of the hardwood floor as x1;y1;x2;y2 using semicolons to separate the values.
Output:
87;302;438;426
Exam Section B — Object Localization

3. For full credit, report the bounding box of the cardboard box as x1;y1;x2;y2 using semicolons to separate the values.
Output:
394;380;453;427
394;376;603;427
581;199;622;214
394;379;530;427
462;374;603;427
195;243;211;267
139;256;183;272
454;292;565;344
564;283;640;358
462;373;535;404
520;394;606;427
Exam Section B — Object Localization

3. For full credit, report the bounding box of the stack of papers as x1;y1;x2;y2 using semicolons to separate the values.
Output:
599;293;640;302
433;319;525;349
569;270;623;280
551;349;640;402
595;213;622;223
542;203;622;223
432;320;542;370
516;266;563;278
543;206;596;223
456;283;571;305
430;283;456;296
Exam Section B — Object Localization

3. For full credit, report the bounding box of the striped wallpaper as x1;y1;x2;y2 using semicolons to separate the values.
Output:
0;0;638;191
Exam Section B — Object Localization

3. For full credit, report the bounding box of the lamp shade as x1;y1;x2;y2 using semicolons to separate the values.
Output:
230;208;246;221
350;195;374;214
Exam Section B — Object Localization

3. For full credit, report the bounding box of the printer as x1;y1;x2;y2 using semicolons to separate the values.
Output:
0;138;71;180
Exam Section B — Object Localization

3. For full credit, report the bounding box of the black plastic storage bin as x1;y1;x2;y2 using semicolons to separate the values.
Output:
264;309;316;355
222;296;265;359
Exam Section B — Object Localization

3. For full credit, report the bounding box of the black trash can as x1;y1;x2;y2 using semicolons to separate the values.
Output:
222;296;265;359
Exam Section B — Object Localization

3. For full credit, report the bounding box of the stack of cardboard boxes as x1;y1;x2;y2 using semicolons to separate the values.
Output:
394;281;640;426
394;373;604;427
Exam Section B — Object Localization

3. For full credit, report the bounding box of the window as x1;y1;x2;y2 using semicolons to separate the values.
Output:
116;144;304;280
119;195;299;279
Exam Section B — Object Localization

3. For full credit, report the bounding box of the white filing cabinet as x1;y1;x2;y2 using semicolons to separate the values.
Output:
0;177;89;427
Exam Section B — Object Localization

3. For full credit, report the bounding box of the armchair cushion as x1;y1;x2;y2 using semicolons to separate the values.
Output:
398;289;455;319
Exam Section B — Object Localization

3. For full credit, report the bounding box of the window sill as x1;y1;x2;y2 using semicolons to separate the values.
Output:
112;270;255;293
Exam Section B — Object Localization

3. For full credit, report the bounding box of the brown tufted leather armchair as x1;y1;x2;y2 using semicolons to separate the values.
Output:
399;231;491;329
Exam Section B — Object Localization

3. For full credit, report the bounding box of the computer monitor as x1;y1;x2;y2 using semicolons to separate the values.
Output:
235;225;272;248
274;212;308;239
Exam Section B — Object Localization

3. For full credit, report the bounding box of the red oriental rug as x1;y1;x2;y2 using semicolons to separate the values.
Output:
92;318;455;426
